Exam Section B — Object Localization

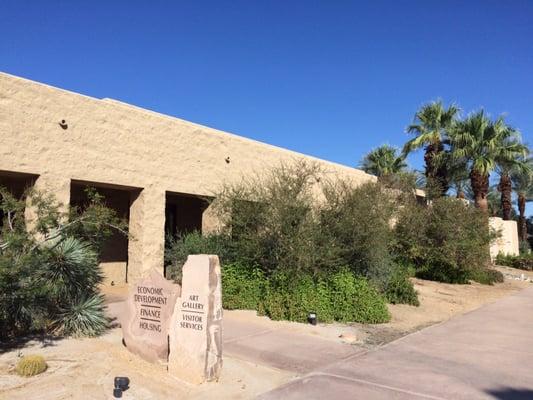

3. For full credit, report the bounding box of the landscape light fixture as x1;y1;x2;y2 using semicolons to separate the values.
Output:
113;376;130;398
307;312;317;325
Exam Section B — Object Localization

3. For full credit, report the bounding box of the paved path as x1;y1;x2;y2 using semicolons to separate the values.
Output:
224;316;363;374
106;297;361;375
258;287;533;400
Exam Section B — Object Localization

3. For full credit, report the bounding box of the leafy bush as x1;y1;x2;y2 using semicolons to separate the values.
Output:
214;162;320;275
384;265;419;306
519;240;531;255
15;355;47;377
259;270;390;324
211;163;400;285
467;268;504;285
327;269;391;323
163;163;420;326
165;231;231;283
318;181;397;288
394;197;495;284
222;263;266;310
495;252;533;271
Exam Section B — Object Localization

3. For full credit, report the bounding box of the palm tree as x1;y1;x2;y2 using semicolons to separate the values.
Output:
447;110;523;213
446;156;470;199
511;163;533;241
494;127;529;220
403;100;460;196
360;145;407;180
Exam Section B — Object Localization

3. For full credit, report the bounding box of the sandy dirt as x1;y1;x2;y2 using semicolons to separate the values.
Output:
1;266;530;400
0;329;293;400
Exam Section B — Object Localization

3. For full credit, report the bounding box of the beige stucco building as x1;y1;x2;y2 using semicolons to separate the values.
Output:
0;72;375;284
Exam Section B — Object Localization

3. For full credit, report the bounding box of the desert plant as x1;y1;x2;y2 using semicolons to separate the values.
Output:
319;181;397;288
0;186;124;339
15;355;48;377
394;197;495;283
53;295;108;337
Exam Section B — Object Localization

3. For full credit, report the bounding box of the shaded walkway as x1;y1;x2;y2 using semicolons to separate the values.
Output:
258;287;533;399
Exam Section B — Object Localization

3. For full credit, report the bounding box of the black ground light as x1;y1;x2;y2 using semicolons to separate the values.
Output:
113;376;130;398
307;312;317;325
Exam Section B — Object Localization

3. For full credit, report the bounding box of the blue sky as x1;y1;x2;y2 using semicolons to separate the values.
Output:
1;1;532;199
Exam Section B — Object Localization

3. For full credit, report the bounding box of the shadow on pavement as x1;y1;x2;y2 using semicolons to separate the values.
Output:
487;388;533;400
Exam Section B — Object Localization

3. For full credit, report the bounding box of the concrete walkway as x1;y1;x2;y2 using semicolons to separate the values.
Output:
258;287;533;400
106;296;362;375
223;316;364;374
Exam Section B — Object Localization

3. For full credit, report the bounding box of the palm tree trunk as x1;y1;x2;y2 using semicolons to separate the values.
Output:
470;169;489;212
424;141;449;197
518;192;527;242
498;173;513;220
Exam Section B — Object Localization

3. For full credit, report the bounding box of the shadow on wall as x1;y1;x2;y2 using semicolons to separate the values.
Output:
486;388;533;400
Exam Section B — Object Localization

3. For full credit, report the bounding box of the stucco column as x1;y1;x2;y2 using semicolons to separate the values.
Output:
202;200;225;234
25;173;71;231
128;187;166;283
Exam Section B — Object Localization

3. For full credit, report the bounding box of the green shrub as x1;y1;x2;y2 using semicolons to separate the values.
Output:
212;163;398;286
165;231;231;283
519;240;531;255
495;252;514;266
215;162;320;276
15;355;47;377
318;181;397;289
221;263;266;310
328;270;391;323
394;197;495;284
384;265;419;306
467;268;504;285
495;252;533;271
259;270;390;324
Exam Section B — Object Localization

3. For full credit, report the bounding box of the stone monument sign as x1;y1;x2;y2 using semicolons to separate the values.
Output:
168;255;223;384
122;268;181;363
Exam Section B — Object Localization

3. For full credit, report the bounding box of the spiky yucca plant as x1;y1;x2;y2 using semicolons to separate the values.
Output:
54;294;108;337
39;237;108;337
39;236;101;299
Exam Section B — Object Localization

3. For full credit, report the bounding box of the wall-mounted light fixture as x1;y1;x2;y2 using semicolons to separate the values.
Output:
59;119;68;130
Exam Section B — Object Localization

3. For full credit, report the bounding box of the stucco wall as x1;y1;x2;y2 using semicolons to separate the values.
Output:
489;217;519;260
0;72;375;283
